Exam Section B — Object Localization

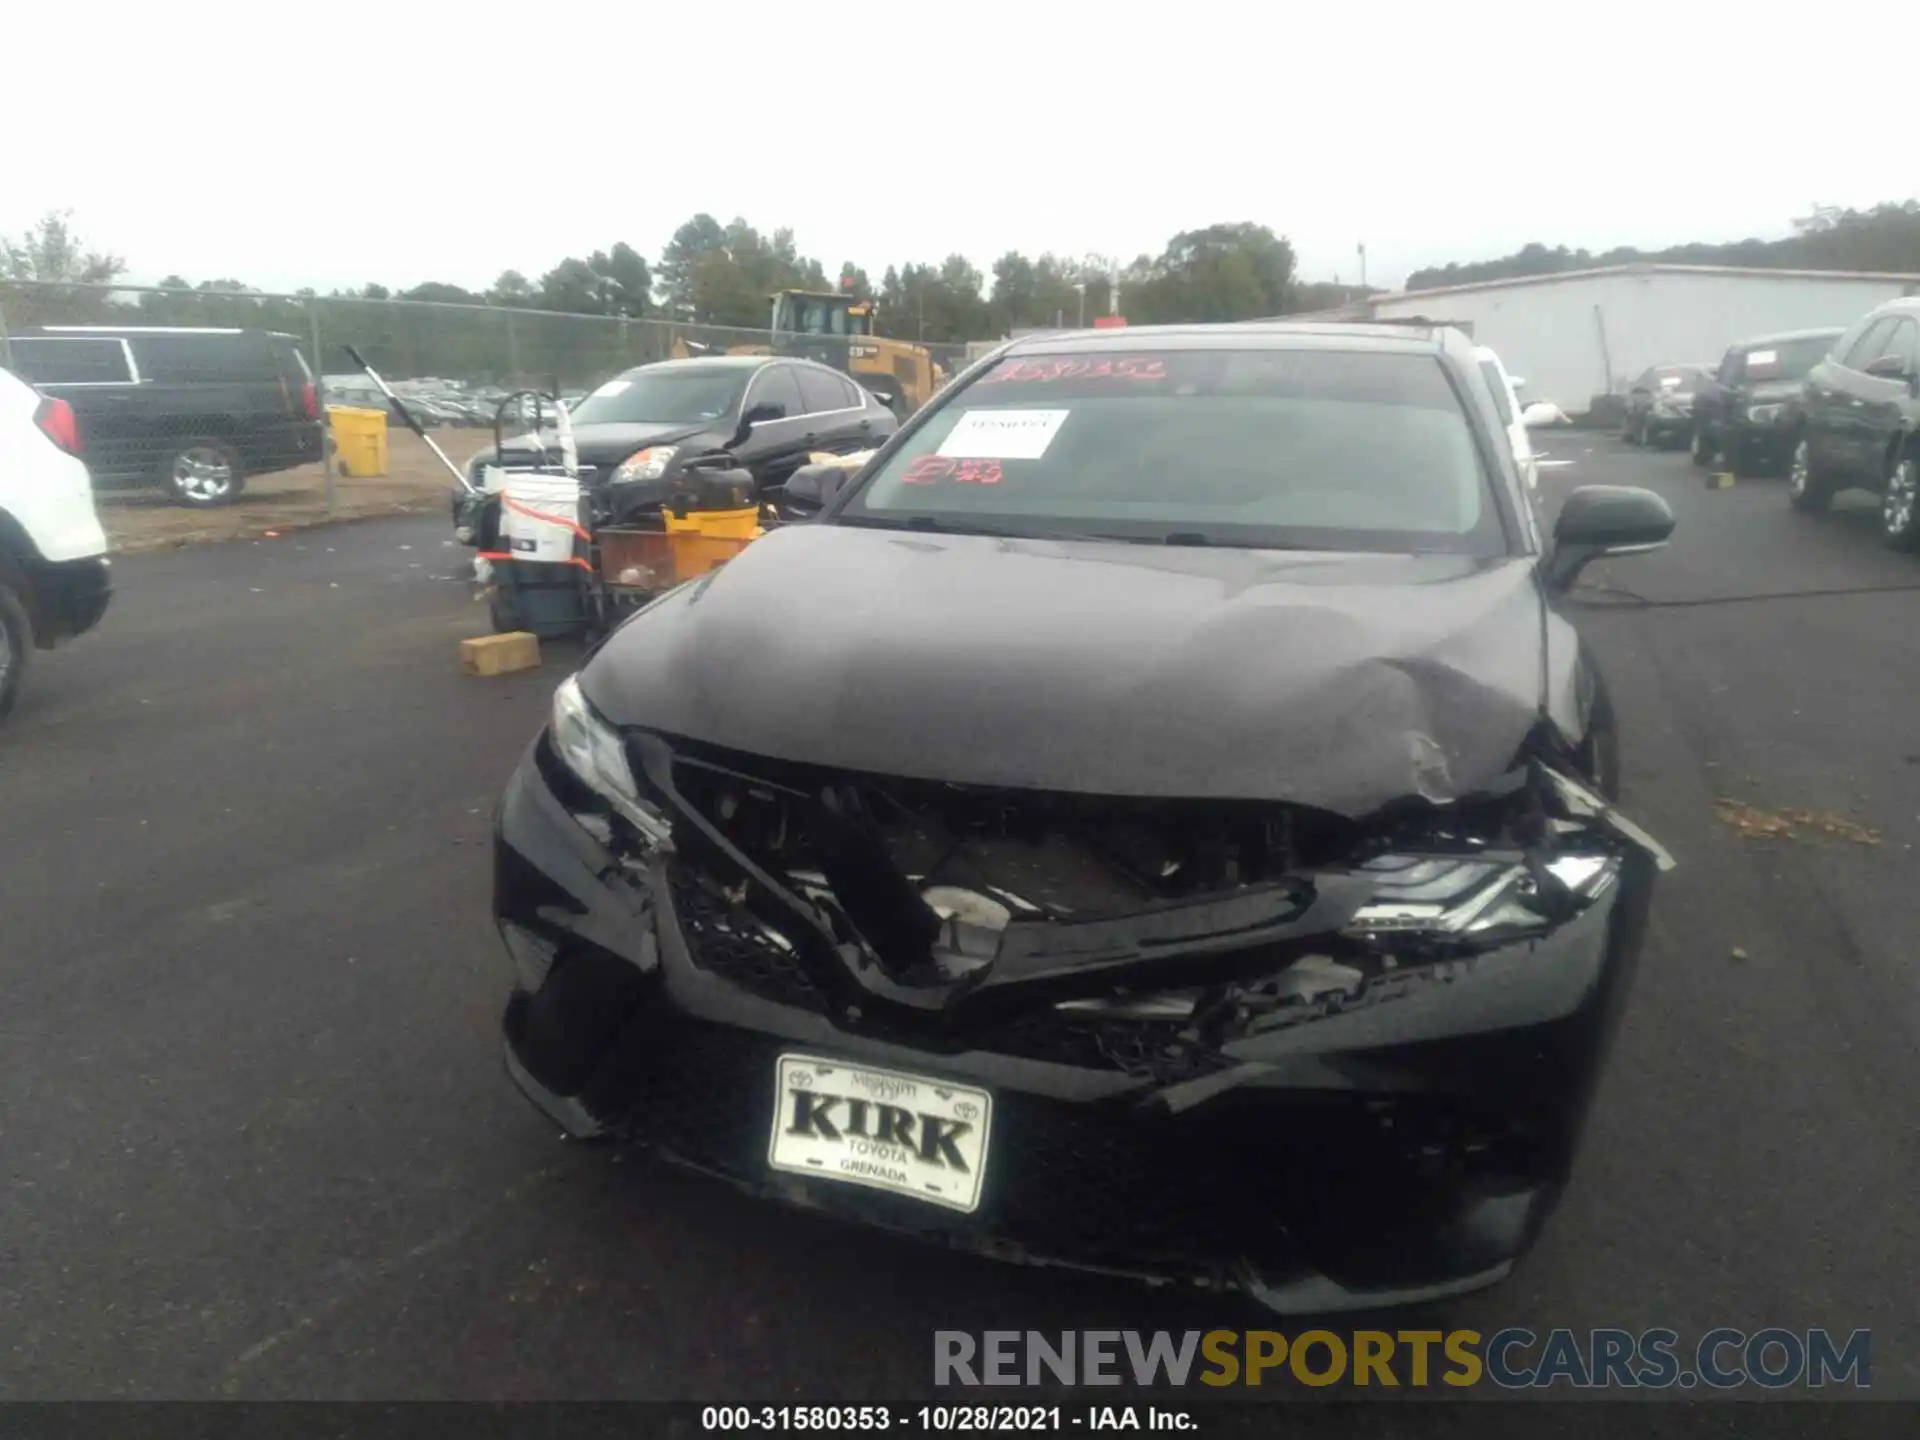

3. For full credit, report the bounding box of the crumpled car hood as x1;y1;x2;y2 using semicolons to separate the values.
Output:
581;524;1554;816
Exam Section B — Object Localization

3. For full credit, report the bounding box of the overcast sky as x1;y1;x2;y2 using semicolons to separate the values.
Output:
7;3;1907;298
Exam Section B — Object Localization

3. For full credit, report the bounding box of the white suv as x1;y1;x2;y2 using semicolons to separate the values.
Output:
0;364;112;720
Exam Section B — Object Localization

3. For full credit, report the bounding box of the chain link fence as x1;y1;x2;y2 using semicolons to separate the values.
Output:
0;279;971;548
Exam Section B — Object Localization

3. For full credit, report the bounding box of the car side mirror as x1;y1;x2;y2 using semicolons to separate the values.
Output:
1546;484;1675;592
1863;353;1912;381
780;462;851;517
728;400;786;449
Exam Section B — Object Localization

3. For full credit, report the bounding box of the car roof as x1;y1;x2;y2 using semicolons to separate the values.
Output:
21;325;292;339
1734;326;1846;348
641;355;771;372
1001;320;1460;357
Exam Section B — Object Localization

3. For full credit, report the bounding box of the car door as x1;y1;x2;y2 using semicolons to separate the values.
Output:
794;365;882;455
1852;316;1919;489
1698;348;1742;453
1820;316;1898;483
733;363;812;487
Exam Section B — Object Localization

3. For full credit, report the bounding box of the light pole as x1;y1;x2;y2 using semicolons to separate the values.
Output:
1357;242;1368;290
1074;282;1087;328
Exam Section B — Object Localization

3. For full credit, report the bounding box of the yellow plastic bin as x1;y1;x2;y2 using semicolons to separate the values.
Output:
327;405;389;478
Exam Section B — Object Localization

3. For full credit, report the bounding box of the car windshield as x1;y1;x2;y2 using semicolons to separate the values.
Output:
566;367;747;425
839;347;1504;554
1742;337;1834;383
1653;366;1708;393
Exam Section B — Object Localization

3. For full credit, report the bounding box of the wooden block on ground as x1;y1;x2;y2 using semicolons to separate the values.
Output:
462;631;541;676
1708;471;1736;489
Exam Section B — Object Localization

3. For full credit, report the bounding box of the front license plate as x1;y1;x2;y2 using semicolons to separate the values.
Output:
768;1054;993;1214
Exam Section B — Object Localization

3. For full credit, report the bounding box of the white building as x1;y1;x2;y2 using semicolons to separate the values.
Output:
1311;264;1920;412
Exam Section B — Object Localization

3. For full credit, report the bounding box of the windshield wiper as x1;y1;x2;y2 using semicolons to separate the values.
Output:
849;514;1136;544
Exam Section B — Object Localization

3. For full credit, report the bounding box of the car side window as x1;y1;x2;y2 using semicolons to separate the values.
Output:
794;365;850;416
1716;350;1742;386
837;374;868;411
1632;367;1656;391
1840;317;1897;370
1873;318;1918;373
8;336;134;385
745;364;804;420
132;335;270;383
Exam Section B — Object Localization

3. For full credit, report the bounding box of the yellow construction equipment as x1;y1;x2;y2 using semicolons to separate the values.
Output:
667;287;947;416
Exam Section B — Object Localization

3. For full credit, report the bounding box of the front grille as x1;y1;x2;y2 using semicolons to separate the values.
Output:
670;870;826;1009
610;1016;1290;1279
668;872;1231;1082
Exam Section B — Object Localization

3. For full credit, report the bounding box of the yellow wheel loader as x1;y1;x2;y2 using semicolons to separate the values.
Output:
667;288;946;416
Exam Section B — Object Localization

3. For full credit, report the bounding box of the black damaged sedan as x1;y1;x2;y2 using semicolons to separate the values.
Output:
491;322;1677;1312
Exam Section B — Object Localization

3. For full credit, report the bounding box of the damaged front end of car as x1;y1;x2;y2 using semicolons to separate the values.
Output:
494;676;1668;1311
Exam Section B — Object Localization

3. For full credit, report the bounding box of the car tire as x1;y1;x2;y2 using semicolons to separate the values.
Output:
1786;435;1833;513
161;439;246;507
1881;452;1920;552
1690;427;1714;469
1620;412;1639;443
0;577;33;723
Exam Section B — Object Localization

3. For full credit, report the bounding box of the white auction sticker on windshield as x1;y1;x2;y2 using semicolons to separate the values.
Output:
1745;350;1778;368
936;408;1069;460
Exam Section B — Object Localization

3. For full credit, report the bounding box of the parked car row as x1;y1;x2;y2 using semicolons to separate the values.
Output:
1627;296;1920;549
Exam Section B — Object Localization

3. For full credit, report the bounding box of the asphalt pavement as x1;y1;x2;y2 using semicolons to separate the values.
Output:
2;440;1916;1403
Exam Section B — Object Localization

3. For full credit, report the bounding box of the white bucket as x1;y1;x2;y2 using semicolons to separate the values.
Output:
500;475;585;565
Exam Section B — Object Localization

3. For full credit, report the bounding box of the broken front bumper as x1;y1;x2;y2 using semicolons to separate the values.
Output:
492;731;1658;1313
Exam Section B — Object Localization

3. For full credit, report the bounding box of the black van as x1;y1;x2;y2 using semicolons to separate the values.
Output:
5;327;324;506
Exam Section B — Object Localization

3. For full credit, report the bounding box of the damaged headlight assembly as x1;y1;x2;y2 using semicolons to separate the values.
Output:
1343;851;1616;940
549;675;672;848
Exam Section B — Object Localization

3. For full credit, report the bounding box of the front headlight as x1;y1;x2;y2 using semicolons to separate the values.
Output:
1747;403;1783;424
612;445;678;484
550;675;672;847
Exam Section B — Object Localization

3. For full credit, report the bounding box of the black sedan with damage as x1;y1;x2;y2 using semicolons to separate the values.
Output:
490;322;1678;1312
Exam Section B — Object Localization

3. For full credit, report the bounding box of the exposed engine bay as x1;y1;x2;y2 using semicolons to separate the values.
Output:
626;728;1669;1055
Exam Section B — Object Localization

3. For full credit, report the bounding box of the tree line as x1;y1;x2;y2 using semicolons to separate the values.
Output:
1403;200;1920;292
7;201;1916;385
3;210;1317;346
